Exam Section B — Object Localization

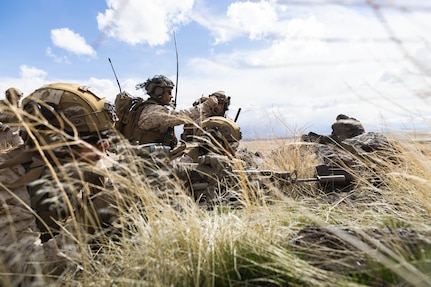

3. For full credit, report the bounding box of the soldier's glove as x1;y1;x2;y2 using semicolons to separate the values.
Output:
204;96;218;109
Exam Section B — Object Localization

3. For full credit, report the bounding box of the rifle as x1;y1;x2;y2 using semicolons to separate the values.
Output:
230;164;352;189
173;160;353;206
174;151;352;189
108;57;122;93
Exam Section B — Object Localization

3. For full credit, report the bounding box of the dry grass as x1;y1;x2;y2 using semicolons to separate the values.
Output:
2;127;431;286
67;133;431;286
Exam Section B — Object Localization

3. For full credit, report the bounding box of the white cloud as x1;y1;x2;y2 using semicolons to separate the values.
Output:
50;28;97;57
87;77;119;102
97;0;194;46
192;0;282;44
19;65;47;79
183;2;431;135
226;0;278;40
0;66;48;98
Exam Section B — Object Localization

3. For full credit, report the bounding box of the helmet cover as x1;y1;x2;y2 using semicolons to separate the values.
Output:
199;116;242;143
193;91;230;115
22;82;118;135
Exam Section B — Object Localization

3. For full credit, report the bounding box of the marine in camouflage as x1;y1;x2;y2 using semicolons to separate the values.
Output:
0;82;117;285
136;75;218;148
181;91;231;142
0;87;24;148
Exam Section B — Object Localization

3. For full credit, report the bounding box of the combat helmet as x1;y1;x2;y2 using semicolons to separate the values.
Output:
193;91;230;116
136;75;174;98
197;116;242;154
21;82;118;146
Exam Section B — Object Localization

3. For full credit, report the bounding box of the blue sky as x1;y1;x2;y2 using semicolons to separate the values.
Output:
1;0;431;139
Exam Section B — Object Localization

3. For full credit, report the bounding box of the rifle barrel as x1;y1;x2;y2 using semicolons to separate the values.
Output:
231;169;291;180
294;175;346;183
232;170;346;184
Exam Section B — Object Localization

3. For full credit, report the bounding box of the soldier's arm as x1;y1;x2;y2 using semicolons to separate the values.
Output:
138;98;218;132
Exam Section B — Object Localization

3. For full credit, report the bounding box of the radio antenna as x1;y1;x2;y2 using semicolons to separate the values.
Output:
173;31;179;108
108;57;122;93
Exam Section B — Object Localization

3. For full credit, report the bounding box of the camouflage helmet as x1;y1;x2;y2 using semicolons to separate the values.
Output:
5;87;23;104
193;91;230;106
22;83;118;136
136;75;174;97
199;116;242;143
197;116;242;155
193;91;230;116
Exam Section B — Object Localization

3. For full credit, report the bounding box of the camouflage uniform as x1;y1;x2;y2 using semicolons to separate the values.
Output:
0;150;47;286
0;83;118;285
136;75;218;149
0;89;35;287
138;100;216;146
180;91;231;142
331;114;365;142
172;116;243;206
0;87;23;125
301;114;365;144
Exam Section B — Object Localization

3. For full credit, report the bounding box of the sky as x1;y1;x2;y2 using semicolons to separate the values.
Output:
1;0;431;140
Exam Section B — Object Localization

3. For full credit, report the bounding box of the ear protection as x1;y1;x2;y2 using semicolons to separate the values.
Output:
153;86;164;97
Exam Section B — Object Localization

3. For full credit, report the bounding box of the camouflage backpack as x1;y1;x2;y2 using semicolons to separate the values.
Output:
114;91;146;143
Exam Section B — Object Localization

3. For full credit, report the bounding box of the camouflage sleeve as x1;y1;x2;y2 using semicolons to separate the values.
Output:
0;151;47;285
138;101;213;132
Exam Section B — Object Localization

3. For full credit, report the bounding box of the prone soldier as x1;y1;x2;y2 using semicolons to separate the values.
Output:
0;82;118;285
172;116;243;206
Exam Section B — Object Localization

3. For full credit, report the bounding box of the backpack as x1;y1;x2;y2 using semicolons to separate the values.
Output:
114;91;146;143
